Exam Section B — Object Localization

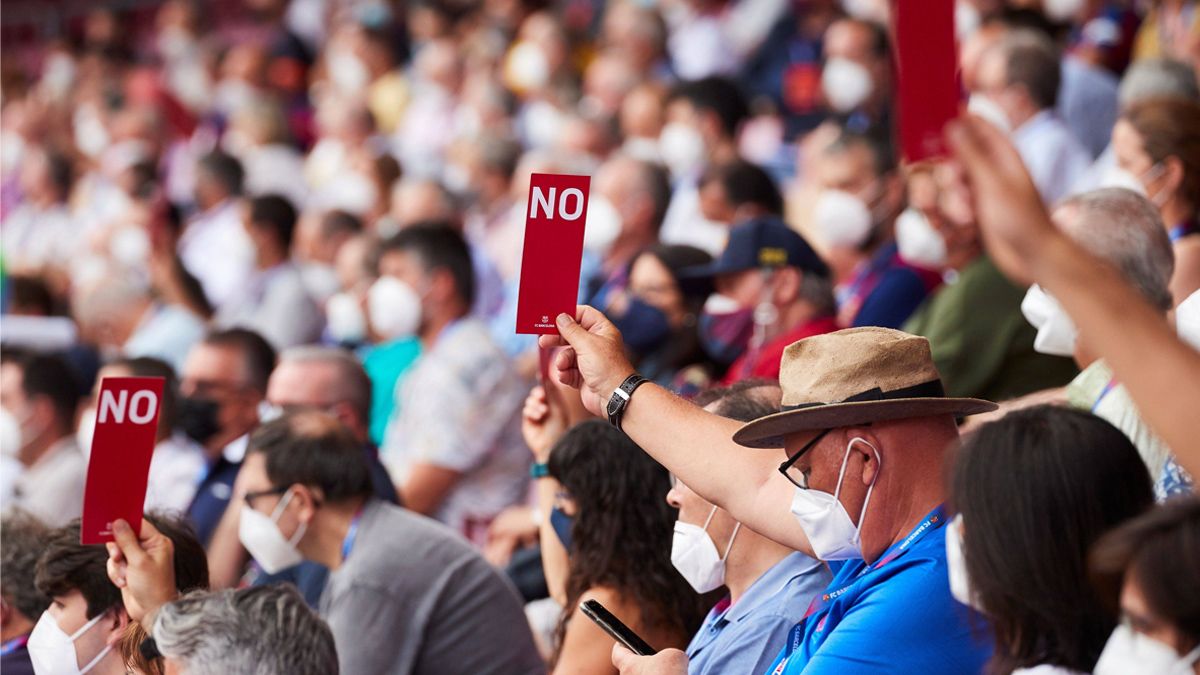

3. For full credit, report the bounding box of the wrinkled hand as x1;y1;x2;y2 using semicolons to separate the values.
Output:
946;115;1059;285
537;307;635;418
612;645;689;675
522;385;569;462
105;519;178;631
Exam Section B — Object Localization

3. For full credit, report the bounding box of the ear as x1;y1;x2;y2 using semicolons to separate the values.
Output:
771;267;802;305
293;484;324;521
104;607;132;646
844;428;882;487
1162;156;1185;198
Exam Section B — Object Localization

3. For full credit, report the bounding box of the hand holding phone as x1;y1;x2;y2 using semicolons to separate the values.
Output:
580;599;657;656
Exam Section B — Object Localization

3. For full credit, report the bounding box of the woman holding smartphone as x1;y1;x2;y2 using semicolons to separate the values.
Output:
524;386;707;674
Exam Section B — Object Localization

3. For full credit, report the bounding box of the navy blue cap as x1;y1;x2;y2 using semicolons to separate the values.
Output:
679;216;830;287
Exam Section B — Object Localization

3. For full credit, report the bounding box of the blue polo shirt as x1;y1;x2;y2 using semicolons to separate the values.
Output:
687;552;832;675
765;506;991;675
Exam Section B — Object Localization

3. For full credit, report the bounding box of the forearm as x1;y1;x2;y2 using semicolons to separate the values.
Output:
620;384;813;553
1034;233;1200;471
537;475;570;606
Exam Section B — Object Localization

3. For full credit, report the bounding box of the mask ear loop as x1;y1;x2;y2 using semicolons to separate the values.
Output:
736;268;779;381
720;522;742;561
73;611;116;675
846;438;882;546
270;487;308;547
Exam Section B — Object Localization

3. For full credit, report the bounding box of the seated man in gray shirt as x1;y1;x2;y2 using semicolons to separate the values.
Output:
235;411;543;675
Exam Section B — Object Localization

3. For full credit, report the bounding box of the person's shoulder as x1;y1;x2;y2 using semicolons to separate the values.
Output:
356;503;488;569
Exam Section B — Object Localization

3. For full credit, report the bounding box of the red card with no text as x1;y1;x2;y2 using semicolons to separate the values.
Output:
80;377;165;544
894;0;959;162
516;173;591;334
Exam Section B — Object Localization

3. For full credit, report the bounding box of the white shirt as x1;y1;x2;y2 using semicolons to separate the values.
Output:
124;303;208;374
1012;666;1086;675
1;202;79;270
659;178;730;256
1011;110;1092;205
8;437;86;526
144;432;208;513
178;200;255;311
214;261;324;349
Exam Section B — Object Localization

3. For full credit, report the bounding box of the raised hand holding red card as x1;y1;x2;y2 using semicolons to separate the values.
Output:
516;173;591;335
80;377;165;545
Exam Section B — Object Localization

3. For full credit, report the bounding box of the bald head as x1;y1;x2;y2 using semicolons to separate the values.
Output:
268;346;372;442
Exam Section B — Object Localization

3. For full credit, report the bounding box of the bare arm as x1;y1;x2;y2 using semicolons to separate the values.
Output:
948;115;1200;476
399;463;462;516
539;308;816;555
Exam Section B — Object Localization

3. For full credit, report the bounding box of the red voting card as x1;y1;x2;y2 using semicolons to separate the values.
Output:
894;0;960;162
516;173;591;335
80;377;165;545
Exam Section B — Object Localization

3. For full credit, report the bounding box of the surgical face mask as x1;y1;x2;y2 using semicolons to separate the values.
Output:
368;276;422;341
1;406;23;457
1094;624;1200;675
822;57;874;114
698;294;756;366
1100;163;1167;205
550;506;574;550
504;41;551;93
585;196;623;255
967;93;1011;134
813;189;875;249
27;610;112;675
109;228;151;267
1043;0;1086;24
73;105;110;159
327;50;370;93
326;291;367;344
177;396;221;446
789;437;880;561
609;297;673;356
671;506;741;593
945;514;984;611
955;0;982;40
658;122;707;178
1021;284;1077;357
895;208;948;269
238;488;307;574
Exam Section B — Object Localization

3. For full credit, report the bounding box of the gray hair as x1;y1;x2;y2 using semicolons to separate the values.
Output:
1055;188;1175;311
998;29;1062;110
1118;59;1200;110
153;585;338;675
279;345;372;427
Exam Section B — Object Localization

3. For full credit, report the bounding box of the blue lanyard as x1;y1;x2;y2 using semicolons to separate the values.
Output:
773;505;948;675
0;635;28;656
341;507;364;562
1092;378;1119;413
1169;221;1199;244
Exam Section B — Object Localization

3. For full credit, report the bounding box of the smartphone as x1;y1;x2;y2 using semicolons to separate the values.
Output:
579;599;657;656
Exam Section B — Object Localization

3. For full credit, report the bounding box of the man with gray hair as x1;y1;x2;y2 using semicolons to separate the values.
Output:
1008;188;1180;494
153;585;338;675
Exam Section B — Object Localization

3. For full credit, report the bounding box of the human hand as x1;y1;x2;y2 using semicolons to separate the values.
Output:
522;385;569;462
537;306;636;418
612;645;689;675
105;519;178;631
945;115;1059;285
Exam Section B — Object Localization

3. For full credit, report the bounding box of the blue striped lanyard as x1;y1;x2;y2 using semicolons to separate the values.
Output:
1092;378;1119;413
341;507;364;562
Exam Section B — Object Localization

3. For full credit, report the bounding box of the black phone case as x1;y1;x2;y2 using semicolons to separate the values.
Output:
579;599;657;656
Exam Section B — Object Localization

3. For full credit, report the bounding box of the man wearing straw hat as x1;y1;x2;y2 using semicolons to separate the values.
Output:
540;309;996;674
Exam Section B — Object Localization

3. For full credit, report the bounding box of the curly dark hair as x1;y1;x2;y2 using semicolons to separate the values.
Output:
546;420;706;663
1;511;52;621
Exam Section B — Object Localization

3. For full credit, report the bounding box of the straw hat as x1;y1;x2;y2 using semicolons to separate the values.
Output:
733;327;998;448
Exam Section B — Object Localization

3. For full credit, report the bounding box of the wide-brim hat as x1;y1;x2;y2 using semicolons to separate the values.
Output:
733;327;998;449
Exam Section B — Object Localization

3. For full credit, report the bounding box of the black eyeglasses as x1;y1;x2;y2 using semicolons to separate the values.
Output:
243;485;289;510
777;429;832;489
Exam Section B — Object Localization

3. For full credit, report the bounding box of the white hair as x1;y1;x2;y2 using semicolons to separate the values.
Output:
1118;59;1200;110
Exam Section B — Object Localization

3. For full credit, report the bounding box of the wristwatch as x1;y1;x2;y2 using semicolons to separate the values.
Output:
606;373;649;431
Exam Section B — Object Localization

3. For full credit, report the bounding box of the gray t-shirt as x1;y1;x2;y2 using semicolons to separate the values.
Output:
319;500;544;675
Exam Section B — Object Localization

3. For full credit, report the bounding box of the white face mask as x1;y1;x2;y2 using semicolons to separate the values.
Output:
504;41;551;93
1042;0;1086;24
821;58;874;114
584;195;623;255
76;407;96;459
27;610;113;675
1021;284;1078;357
658;122;707;178
109;228;151;267
944;514;984;611
671;506;741;593
368;276;422;341
813;189;875;248
1094;624;1200;675
967;93;1011;134
955;0;982;40
895;208;948;269
1100;163;1166;205
789;437;880;561
327;50;370;93
238;488;307;574
326;291;367;344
